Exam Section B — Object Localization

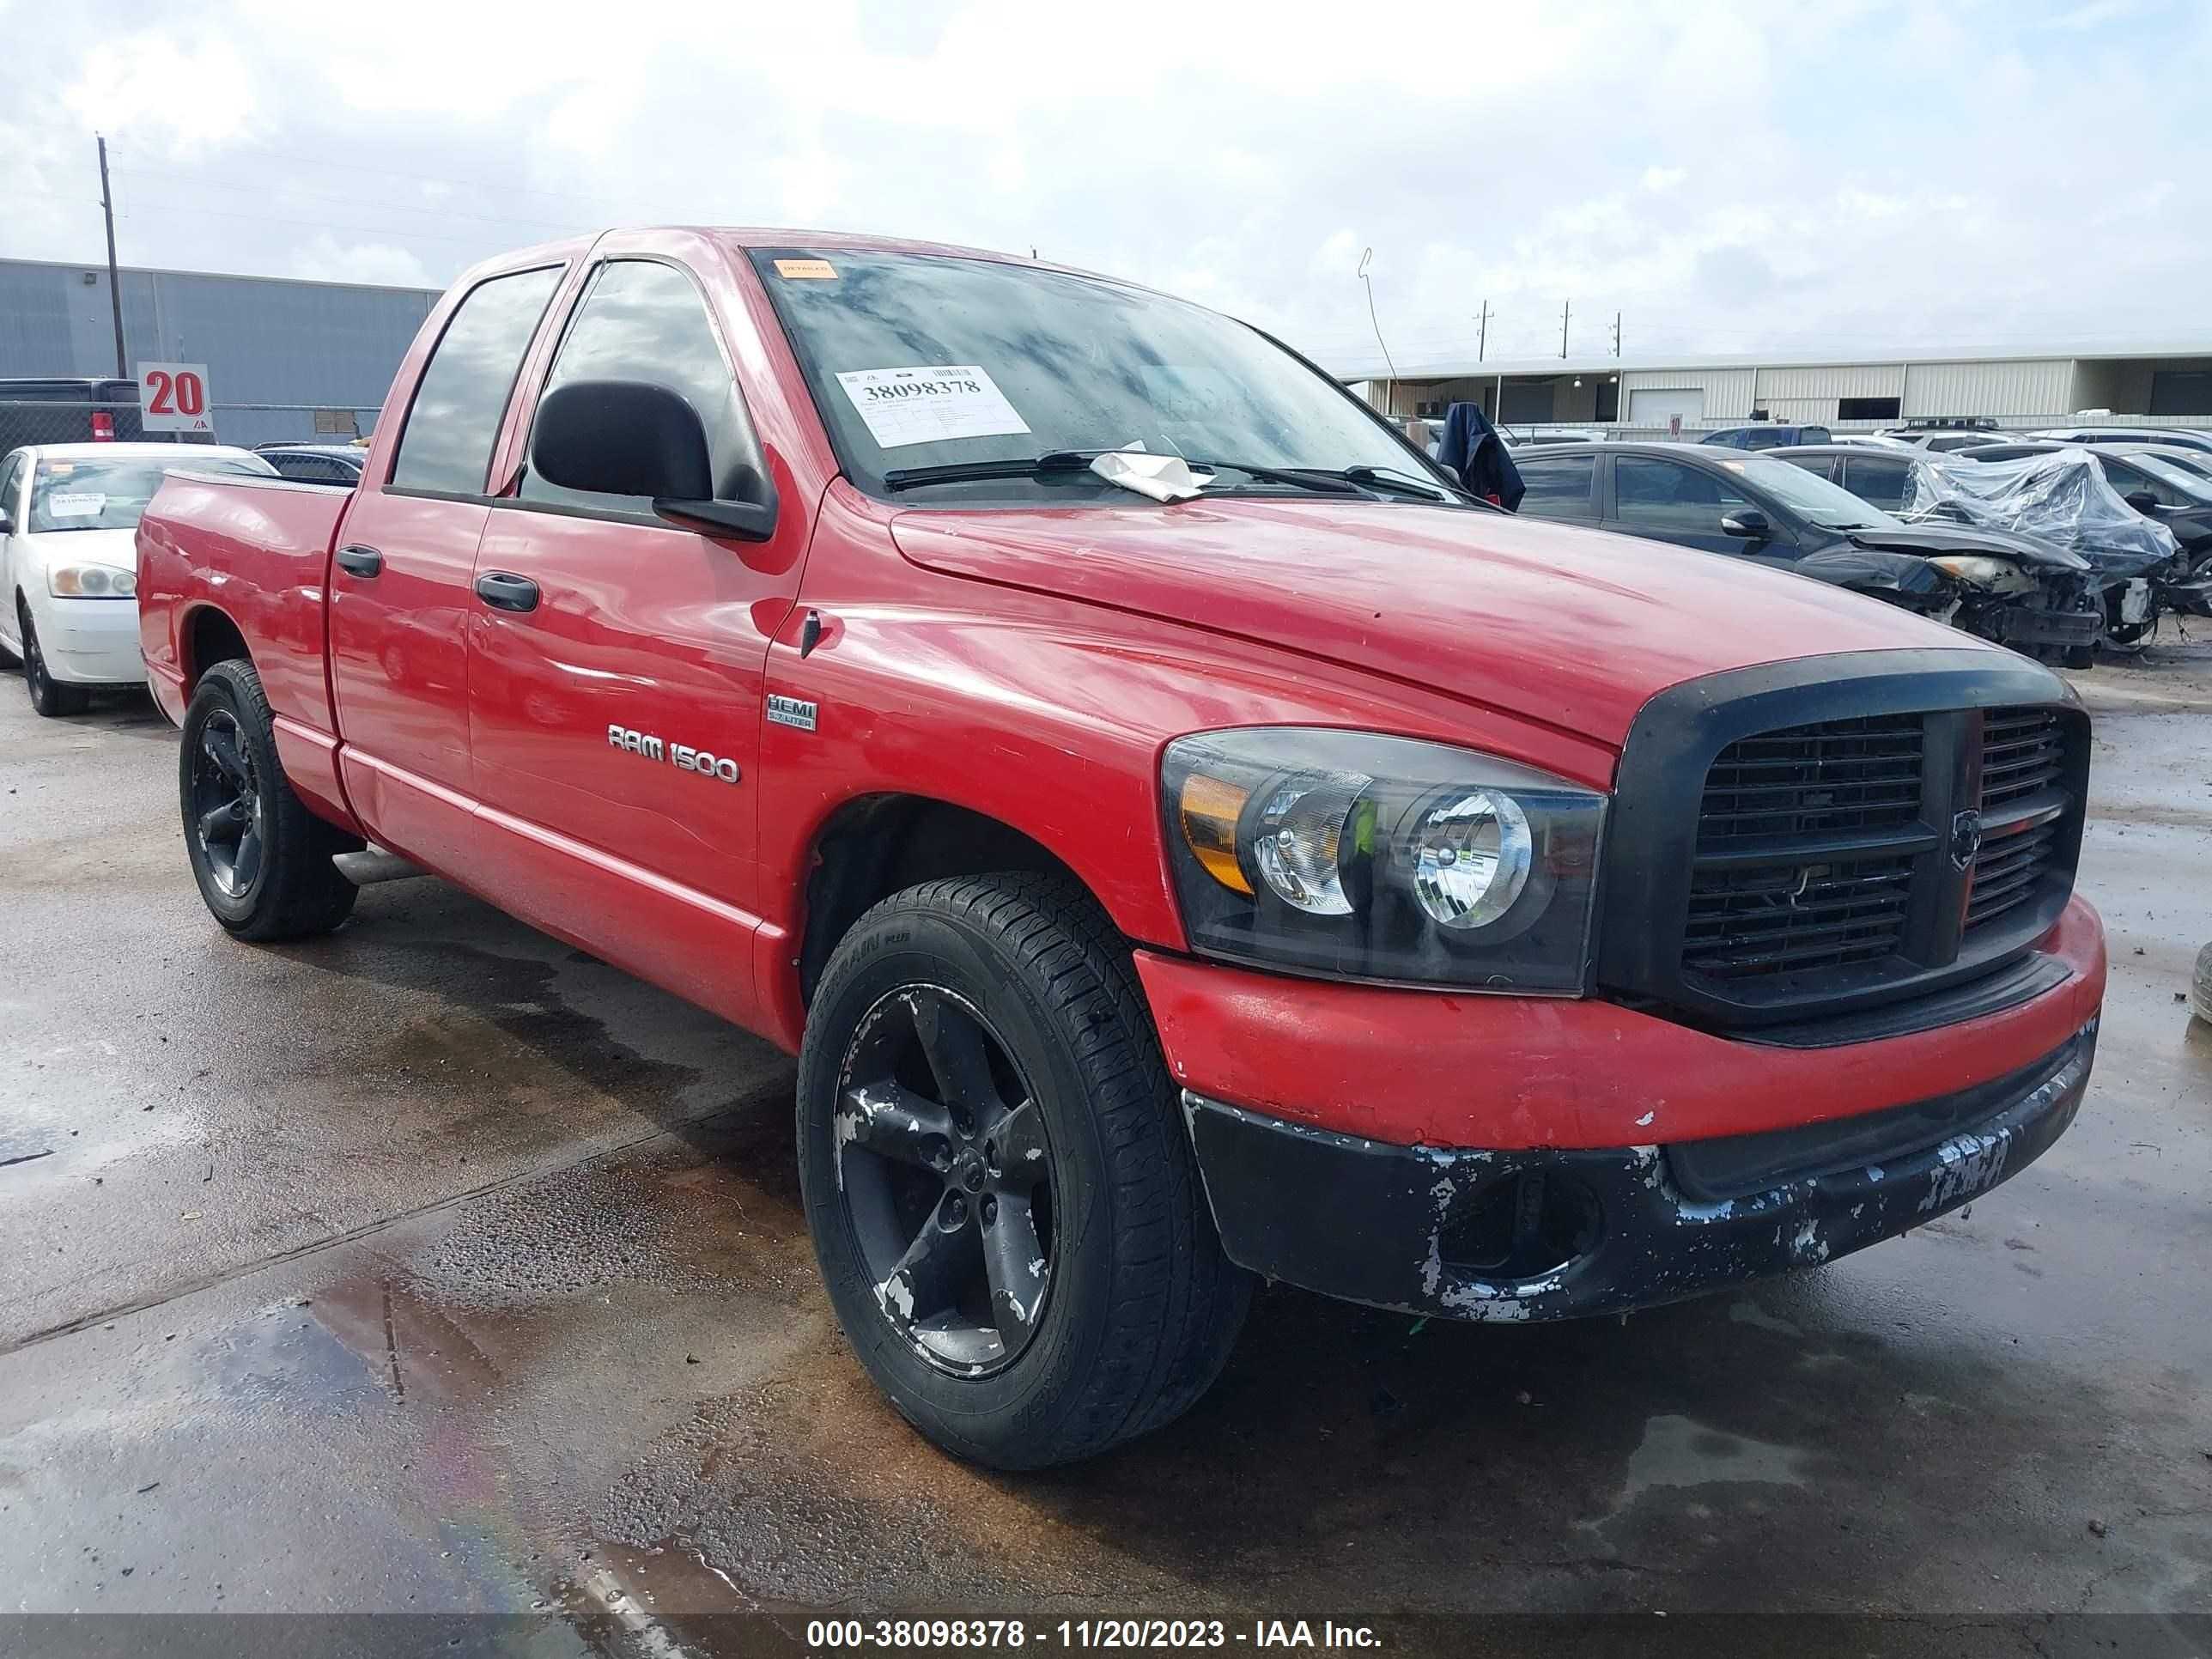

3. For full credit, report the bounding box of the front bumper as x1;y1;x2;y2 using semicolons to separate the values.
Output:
37;596;143;685
1978;592;2101;649
1184;1021;2095;1322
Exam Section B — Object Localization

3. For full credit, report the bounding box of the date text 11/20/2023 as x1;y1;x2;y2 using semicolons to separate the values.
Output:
804;1618;1382;1650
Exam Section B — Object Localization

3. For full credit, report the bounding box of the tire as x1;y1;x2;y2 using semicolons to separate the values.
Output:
179;658;361;940
20;605;90;717
2063;644;2095;671
796;872;1251;1469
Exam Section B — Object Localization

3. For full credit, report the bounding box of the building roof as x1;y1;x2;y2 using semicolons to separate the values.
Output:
0;254;439;301
1328;341;2212;384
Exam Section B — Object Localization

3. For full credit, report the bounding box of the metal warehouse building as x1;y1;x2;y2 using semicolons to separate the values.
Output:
1340;344;2212;434
0;256;439;447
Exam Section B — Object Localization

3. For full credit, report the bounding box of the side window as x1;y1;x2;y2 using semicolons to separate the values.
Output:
520;259;757;514
1843;456;1911;511
0;453;23;523
391;266;562;495
1516;456;1597;520
2100;459;2183;507
1613;458;1748;529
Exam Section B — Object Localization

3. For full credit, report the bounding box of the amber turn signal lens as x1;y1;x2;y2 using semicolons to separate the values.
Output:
1178;773;1252;895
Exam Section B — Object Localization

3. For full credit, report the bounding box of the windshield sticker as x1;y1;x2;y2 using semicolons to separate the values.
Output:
46;492;107;519
836;365;1032;450
774;258;838;280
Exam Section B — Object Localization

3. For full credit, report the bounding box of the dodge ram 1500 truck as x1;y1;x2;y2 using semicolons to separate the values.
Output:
137;228;2106;1469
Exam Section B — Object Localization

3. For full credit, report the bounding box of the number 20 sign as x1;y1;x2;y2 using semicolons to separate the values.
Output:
137;362;214;434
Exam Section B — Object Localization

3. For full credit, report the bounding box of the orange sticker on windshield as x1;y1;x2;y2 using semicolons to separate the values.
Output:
774;258;838;279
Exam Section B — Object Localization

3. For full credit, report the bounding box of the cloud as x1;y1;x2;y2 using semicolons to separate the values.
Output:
287;233;432;289
1;0;2207;372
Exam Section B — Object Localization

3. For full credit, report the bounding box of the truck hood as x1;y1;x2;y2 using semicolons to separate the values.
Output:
890;499;1993;747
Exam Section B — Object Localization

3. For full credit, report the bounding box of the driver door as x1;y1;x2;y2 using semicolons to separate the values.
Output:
461;240;809;1026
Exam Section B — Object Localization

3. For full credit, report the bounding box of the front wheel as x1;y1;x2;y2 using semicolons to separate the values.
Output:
21;605;90;717
797;872;1251;1468
179;659;360;940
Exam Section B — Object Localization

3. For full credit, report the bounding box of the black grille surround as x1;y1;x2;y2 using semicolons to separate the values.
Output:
1599;649;2089;1036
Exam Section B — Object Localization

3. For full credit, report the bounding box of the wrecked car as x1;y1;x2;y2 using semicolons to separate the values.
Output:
1773;445;2104;668
136;228;2106;1468
1926;448;2212;646
1510;441;2093;644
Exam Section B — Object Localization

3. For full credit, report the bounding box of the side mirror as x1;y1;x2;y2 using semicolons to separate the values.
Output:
1721;508;1771;540
2123;490;2161;515
531;380;777;543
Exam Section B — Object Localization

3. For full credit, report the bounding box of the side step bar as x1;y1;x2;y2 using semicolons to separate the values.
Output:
332;847;424;886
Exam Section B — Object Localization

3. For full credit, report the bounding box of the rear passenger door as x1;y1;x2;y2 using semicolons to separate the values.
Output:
328;264;564;866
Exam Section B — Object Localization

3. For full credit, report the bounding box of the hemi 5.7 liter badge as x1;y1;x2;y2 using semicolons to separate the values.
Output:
766;695;818;732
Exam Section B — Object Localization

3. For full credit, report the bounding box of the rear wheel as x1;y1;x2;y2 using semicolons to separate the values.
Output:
21;605;90;717
179;659;360;939
2063;643;2095;670
797;872;1251;1468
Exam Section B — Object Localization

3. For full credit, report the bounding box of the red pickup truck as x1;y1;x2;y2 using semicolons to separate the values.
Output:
137;229;2106;1468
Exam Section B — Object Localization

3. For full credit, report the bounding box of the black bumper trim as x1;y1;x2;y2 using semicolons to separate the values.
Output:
1183;1019;2095;1324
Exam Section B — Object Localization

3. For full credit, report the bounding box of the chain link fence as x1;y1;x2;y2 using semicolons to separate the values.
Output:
2;400;383;456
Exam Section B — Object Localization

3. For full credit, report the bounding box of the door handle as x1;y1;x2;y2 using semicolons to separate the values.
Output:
474;571;540;613
335;544;383;578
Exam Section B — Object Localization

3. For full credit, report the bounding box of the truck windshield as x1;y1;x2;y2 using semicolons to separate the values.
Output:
28;455;270;534
750;248;1431;501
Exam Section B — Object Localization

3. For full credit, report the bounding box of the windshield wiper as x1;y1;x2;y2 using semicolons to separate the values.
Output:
1337;465;1476;504
1182;459;1364;496
881;450;1104;490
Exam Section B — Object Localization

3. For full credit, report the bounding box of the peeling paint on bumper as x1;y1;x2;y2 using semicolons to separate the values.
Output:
1183;1020;2096;1323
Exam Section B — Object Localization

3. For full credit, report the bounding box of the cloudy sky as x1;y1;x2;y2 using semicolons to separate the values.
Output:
3;0;2207;374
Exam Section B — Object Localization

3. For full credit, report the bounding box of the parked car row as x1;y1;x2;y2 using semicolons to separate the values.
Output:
1510;441;2108;665
1413;402;2211;661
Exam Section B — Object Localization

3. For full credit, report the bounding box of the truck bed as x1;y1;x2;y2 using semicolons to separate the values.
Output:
137;471;355;823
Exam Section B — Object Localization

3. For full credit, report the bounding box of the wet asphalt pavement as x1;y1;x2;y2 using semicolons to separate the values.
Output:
1;644;2208;1658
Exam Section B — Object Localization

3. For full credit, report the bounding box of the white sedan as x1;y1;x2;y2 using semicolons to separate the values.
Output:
0;442;275;716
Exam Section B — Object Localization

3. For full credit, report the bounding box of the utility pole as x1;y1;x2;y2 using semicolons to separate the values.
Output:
97;135;126;378
1612;312;1622;358
1475;300;1492;363
1559;299;1571;361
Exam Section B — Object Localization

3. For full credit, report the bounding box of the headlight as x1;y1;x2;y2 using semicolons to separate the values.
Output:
1924;555;2033;593
1162;728;1605;994
48;563;137;599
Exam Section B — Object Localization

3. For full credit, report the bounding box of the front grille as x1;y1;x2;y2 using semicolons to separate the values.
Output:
1966;823;2057;932
1684;853;1914;981
1964;708;2068;937
1978;708;2065;811
1697;715;1925;846
1670;702;2082;1010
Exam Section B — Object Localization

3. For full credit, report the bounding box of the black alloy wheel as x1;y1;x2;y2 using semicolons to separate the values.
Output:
189;708;265;900
835;985;1054;1376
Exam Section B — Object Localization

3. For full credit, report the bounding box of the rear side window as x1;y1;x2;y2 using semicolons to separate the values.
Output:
519;259;756;514
1842;456;1912;511
391;266;562;495
1515;455;1596;519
